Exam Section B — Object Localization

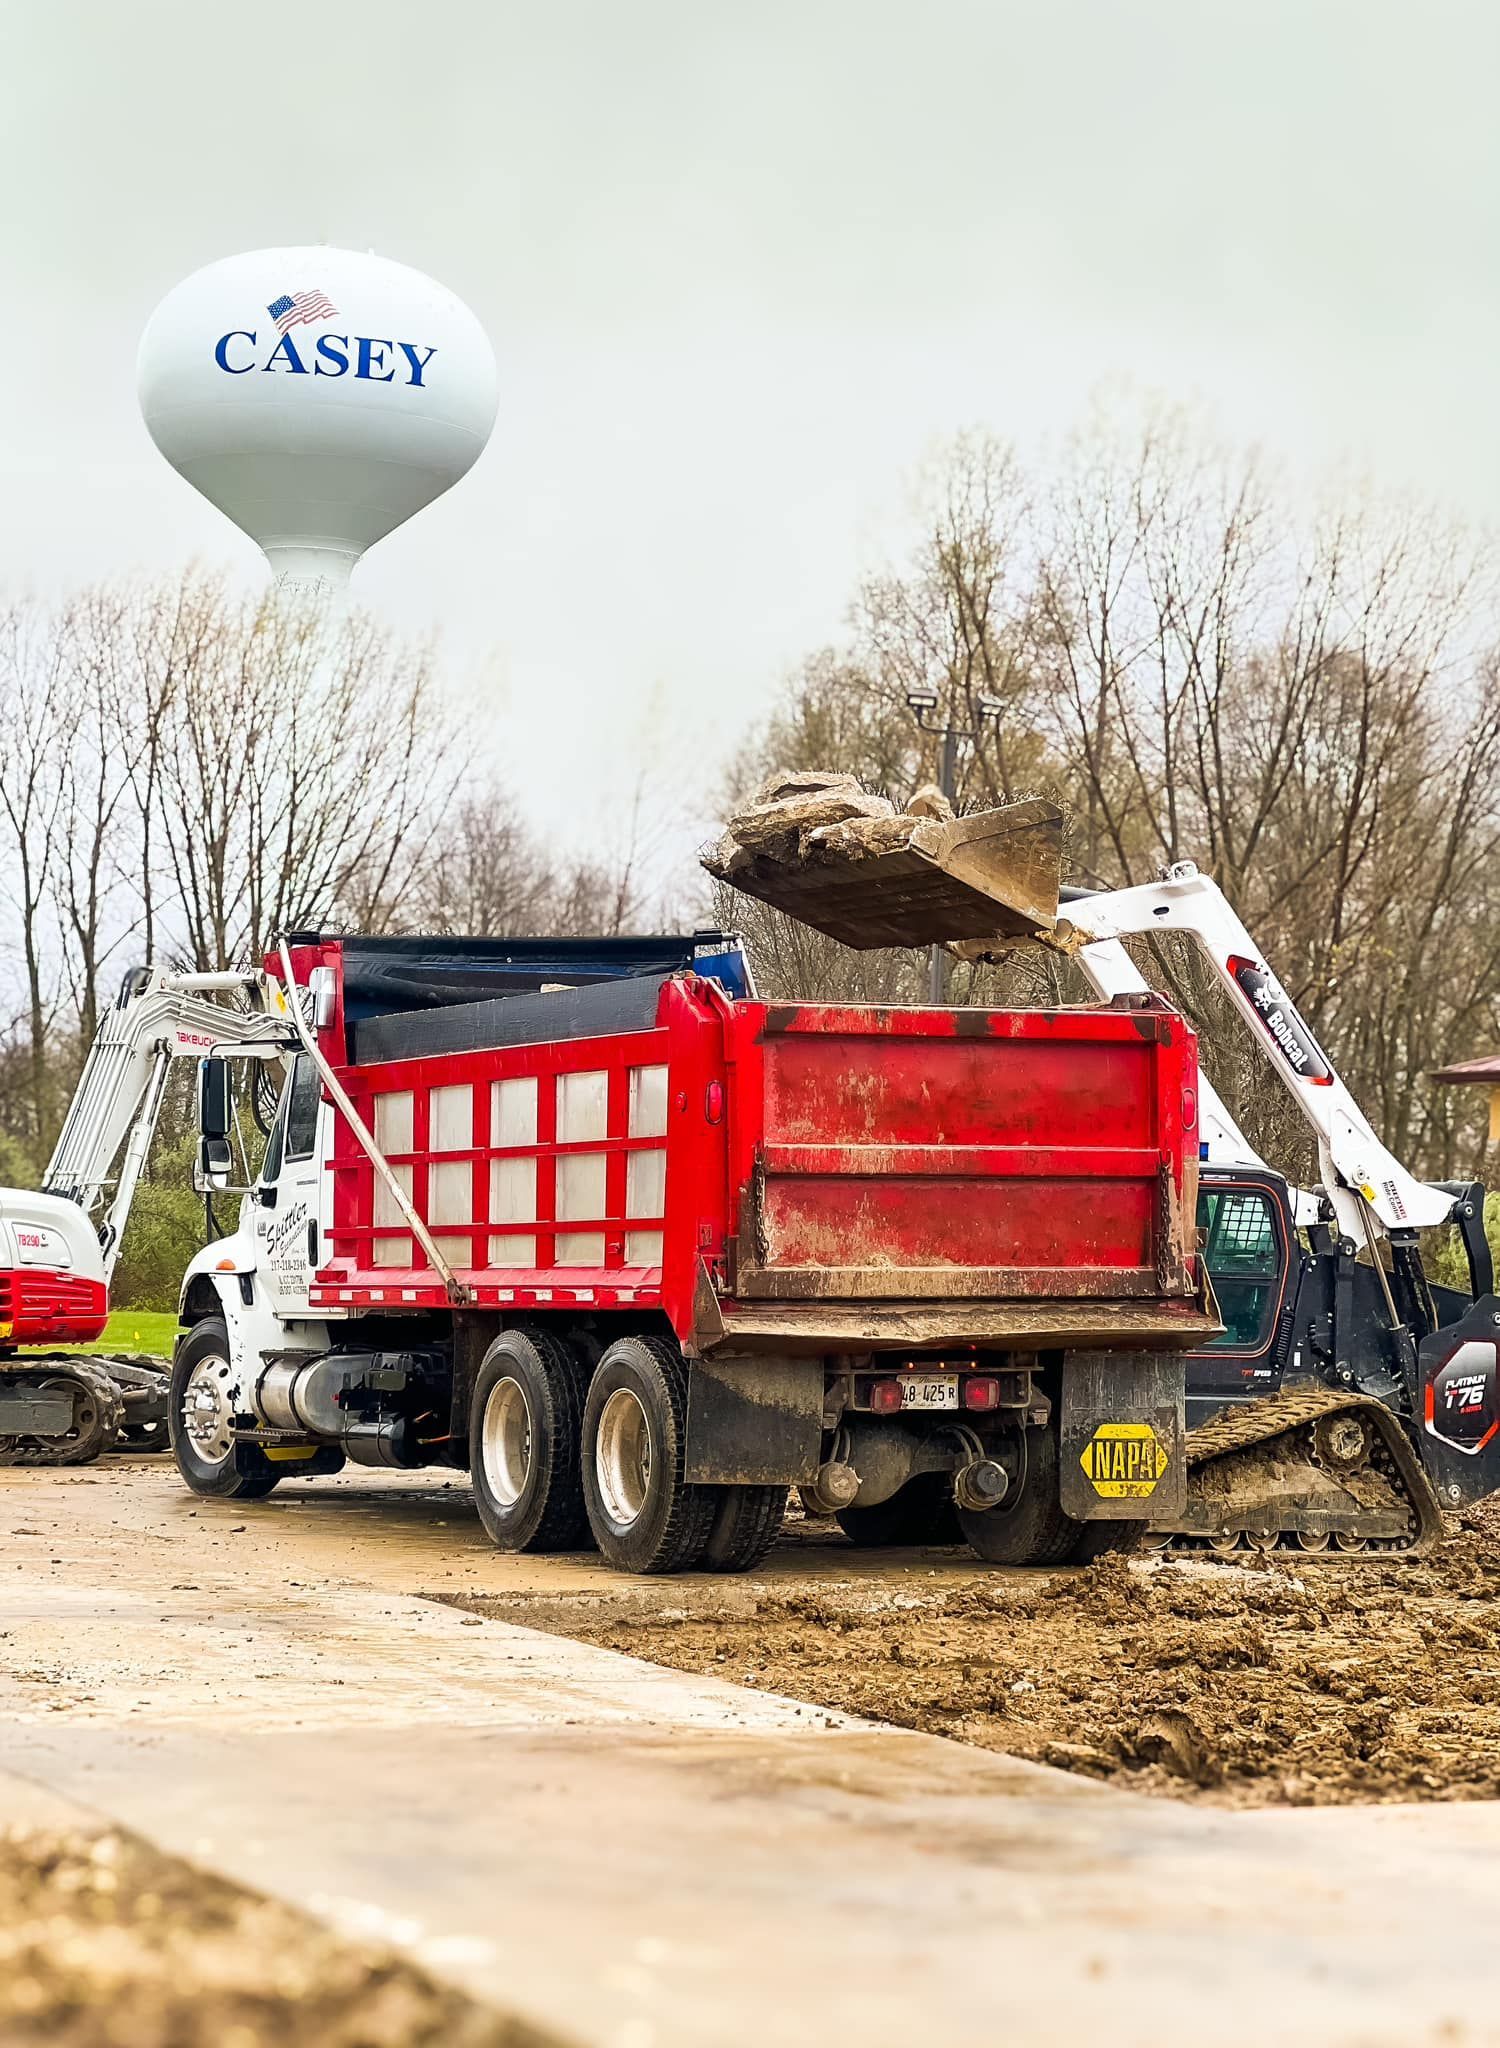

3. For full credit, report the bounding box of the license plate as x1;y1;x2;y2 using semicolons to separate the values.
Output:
899;1375;959;1410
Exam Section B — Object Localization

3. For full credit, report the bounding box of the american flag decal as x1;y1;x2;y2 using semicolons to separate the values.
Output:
267;290;338;335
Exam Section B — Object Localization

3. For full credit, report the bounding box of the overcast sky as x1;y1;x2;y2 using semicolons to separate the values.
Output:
4;0;1498;890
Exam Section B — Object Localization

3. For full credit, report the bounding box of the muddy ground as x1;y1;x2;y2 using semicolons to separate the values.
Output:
0;1820;560;2048
452;1503;1500;1810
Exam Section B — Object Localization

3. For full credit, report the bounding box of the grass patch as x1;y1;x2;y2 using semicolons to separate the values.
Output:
24;1308;179;1357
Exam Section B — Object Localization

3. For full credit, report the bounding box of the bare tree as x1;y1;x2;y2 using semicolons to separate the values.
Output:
409;775;656;939
0;599;71;1142
719;410;1500;1183
137;585;460;965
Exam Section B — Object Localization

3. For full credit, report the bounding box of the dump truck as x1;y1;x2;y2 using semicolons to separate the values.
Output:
168;931;1218;1572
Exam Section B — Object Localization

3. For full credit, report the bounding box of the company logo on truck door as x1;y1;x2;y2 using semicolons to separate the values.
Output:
1226;955;1334;1085
1080;1421;1169;1497
213;292;437;385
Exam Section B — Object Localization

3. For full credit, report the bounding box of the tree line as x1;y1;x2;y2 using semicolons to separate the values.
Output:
0;573;648;1176
721;411;1500;1189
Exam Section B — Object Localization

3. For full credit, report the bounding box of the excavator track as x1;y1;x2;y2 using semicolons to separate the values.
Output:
1149;1384;1444;1559
89;1354;172;1450
0;1361;127;1466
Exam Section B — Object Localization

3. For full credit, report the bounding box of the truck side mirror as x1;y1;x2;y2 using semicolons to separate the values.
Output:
197;1057;232;1190
198;1057;230;1141
309;965;337;1032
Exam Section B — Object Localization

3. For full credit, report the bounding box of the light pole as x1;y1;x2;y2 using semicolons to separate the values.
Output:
905;689;1003;1003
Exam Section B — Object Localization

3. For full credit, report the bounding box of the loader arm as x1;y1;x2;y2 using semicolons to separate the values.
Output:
1062;865;1457;1241
43;965;286;1282
1068;929;1268;1172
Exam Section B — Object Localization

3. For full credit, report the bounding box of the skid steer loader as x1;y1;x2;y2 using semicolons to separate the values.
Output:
711;780;1496;1560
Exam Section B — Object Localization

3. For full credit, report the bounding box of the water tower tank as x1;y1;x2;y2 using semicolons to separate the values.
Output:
139;246;496;589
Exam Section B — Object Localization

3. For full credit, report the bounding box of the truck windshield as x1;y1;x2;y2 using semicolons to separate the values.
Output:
1197;1186;1283;1351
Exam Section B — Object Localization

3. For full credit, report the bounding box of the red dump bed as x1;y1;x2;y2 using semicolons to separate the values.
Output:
302;959;1206;1353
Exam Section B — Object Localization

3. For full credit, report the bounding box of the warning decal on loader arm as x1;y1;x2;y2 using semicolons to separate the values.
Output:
1080;1421;1169;1497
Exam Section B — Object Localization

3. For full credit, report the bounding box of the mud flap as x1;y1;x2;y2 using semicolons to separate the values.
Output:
1419;1293;1500;1507
684;1353;823;1485
1057;1352;1187;1522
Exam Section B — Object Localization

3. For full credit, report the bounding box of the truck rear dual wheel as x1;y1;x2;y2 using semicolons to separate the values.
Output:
700;1484;786;1572
958;1418;1089;1567
581;1336;719;1574
470;1330;591;1552
168;1318;279;1501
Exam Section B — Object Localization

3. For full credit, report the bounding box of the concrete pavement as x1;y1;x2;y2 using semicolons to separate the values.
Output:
2;1462;1497;2047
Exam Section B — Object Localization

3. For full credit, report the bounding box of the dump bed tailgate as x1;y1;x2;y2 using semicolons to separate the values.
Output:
728;1000;1199;1305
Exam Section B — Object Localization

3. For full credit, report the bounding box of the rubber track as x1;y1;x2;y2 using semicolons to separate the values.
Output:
0;1361;126;1466
1177;1385;1444;1557
1187;1384;1391;1463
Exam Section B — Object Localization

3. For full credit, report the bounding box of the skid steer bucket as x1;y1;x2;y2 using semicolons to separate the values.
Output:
706;795;1064;949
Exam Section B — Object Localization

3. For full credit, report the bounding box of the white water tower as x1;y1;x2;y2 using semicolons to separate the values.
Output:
139;245;497;589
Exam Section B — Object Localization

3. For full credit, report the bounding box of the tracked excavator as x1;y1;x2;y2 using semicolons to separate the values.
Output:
710;777;1495;1559
0;967;284;1465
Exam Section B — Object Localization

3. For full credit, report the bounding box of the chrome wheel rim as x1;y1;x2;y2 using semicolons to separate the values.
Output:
595;1386;651;1528
482;1375;533;1507
182;1350;238;1465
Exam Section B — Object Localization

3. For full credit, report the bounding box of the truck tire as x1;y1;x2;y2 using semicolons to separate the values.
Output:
836;1472;962;1548
700;1486;786;1572
957;1419;1080;1567
1066;1520;1147;1562
581;1335;716;1574
168;1318;279;1501
470;1330;591;1553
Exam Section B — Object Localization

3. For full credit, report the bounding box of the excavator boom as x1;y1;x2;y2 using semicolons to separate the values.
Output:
1;965;287;1467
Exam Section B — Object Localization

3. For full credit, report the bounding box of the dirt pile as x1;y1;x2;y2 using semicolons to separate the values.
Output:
460;1504;1500;1810
0;1822;559;2048
702;769;1063;947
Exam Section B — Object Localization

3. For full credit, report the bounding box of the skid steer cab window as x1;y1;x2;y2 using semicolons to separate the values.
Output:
1197;1186;1285;1352
283;1055;321;1162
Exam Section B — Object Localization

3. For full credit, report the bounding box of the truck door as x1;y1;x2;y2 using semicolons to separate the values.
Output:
254;1054;324;1318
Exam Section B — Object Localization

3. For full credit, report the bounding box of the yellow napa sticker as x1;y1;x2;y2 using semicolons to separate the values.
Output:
0;1320;11;1339
1081;1421;1169;1498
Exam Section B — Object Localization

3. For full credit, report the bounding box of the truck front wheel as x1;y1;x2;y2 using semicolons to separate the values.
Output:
470;1330;591;1552
168;1318;279;1501
581;1337;716;1574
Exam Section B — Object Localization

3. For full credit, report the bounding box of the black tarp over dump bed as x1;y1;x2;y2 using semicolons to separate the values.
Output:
325;932;745;1065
